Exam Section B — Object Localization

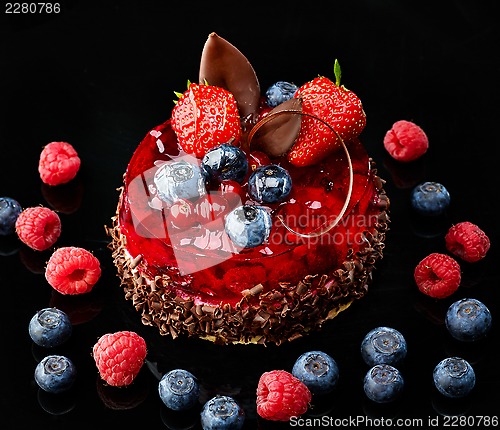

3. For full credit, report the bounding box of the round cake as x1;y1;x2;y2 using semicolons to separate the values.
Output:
107;33;390;345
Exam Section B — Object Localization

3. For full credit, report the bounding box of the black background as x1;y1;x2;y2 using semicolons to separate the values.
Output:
1;1;499;428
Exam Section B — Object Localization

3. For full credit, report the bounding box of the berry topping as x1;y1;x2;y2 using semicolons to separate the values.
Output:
201;143;248;184
45;246;101;295
34;355;77;394
445;298;492;342
172;83;242;158
158;369;200;411
414;253;461;299
154;160;207;205
360;327;407;367
92;331;147;387
256;370;311;421
224;205;272;248
445;221;490;263
265;81;298;108
38;141;81;186
15;206;61;251
410;181;451;216
29;307;72;348
200;395;245;430
363;364;404;403
218;180;245;207
248;151;271;171
247;165;292;204
433;357;475;398
292;351;339;395
167;199;198;230
0;196;22;236
383;120;429;162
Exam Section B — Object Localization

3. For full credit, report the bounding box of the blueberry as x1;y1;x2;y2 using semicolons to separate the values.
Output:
445;298;492;342
433;357;475;398
361;327;407;367
265;81;298;108
292;351;339;395
247;165;292;204
34;355;76;394
200;395;245;430
410;181;450;216
29;308;72;348
158;369;200;411
0;197;22;236
154;160;206;205
363;364;404;403
202;144;248;184
224;205;272;248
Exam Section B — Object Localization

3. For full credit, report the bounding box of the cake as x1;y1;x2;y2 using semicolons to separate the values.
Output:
107;33;389;345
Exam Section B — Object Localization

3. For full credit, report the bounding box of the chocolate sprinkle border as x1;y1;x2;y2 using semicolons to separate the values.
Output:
106;168;390;346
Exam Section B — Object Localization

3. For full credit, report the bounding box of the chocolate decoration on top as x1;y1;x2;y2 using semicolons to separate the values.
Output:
199;32;260;121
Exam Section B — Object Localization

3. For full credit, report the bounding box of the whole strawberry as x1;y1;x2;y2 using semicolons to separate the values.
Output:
288;60;366;166
172;82;242;158
92;331;147;387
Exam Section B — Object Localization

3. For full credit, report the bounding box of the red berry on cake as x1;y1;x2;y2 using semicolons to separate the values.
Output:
445;221;490;263
45;246;101;295
92;331;147;387
256;370;312;421
383;120;429;162
288;60;366;167
171;83;242;158
38;141;81;186
414;253;461;299
15;206;61;251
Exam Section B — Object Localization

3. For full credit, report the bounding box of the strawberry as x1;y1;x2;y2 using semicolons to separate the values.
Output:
288;60;366;167
171;82;242;158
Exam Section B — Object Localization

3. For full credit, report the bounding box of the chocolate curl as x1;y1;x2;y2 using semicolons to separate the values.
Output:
199;32;260;119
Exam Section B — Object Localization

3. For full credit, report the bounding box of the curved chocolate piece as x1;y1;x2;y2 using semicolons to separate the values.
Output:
199;32;260;119
249;98;302;158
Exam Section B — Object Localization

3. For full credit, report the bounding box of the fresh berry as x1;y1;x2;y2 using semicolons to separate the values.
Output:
414;253;461;299
34;355;77;393
383;120;429;162
200;395;245;430
29;308;72;348
363;364;404;403
92;331;147;387
201;143;248;184
45;246;101;295
218;180;245;207
288;60;366;167
15;206;61;251
248;151;271;172
256;370;312;421
224;205;272;248
410;181;450;216
445;298;492;342
445;221;490;263
247;165;292;204
154;160;207;205
158;369;200;411
265;81;298;108
172;83;242;158
0;197;22;236
433;357;475;398
38;141;81;186
167;199;199;229
291;351;339;395
195;193;230;223
360;327;407;367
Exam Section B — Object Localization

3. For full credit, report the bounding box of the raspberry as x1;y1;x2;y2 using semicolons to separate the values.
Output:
92;331;147;387
15;206;61;251
39;141;81;186
45;246;101;295
445;222;490;263
256;370;312;421
414;253;461;299
383;120;429;162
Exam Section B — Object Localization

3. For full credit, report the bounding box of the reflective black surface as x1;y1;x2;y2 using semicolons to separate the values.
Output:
1;1;499;428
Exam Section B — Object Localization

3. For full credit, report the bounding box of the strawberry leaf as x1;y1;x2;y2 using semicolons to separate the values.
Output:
334;59;341;86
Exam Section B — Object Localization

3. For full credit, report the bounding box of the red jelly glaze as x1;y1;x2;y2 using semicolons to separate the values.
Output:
119;120;381;307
